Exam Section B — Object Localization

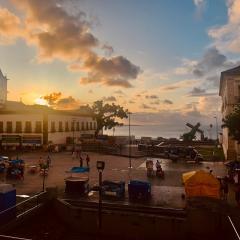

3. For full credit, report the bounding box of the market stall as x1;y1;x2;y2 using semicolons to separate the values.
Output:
65;167;89;195
183;170;220;199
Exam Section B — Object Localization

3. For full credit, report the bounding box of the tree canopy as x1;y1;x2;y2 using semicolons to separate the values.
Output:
222;104;240;143
79;100;128;136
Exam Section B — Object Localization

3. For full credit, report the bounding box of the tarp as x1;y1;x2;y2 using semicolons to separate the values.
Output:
182;171;196;183
183;170;220;199
69;167;89;173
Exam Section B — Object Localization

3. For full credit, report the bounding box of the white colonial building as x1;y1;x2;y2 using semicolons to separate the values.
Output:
0;69;97;148
219;66;240;160
0;69;7;106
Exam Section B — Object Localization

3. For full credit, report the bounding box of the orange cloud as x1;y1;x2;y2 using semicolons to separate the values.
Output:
0;0;141;87
0;7;22;44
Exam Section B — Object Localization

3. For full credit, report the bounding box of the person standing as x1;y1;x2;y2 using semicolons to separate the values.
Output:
86;154;90;167
47;155;51;167
79;156;83;167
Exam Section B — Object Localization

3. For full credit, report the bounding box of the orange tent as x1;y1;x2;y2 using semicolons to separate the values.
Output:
184;170;220;199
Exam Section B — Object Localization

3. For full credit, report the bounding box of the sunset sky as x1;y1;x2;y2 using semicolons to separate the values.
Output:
0;0;240;127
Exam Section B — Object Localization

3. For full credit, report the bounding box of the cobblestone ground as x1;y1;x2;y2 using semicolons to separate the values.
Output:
0;151;233;208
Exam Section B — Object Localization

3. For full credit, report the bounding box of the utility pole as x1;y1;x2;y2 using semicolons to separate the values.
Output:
214;116;218;144
128;112;132;169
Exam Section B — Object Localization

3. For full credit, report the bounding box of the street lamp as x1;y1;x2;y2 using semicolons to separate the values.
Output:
128;112;132;169
72;118;76;151
214;116;218;143
96;161;105;230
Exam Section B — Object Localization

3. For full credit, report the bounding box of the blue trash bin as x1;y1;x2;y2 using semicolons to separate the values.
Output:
0;184;16;224
128;180;151;200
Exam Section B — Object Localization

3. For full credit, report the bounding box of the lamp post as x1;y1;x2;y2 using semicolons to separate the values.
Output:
214;116;218;143
72;118;76;151
128;112;132;169
42;165;47;192
96;161;105;230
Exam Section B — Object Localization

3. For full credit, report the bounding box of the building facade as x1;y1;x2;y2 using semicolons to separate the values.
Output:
0;68;97;148
0;109;96;148
0;69;7;106
219;66;240;160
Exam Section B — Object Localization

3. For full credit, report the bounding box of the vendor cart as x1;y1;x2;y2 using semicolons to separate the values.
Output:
146;160;154;177
65;167;89;195
6;159;24;180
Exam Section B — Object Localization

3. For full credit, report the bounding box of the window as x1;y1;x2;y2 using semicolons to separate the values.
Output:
0;122;3;133
59;121;63;132
81;122;85;131
51;121;56;132
25;121;32;133
71;121;75;131
90;122;92;130
65;122;69;132
16;121;22;133
76;122;80;131
86;122;89;130
93;122;96;130
6;121;12;133
35;121;42;133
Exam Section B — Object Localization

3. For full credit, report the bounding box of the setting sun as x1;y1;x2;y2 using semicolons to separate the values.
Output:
34;97;48;106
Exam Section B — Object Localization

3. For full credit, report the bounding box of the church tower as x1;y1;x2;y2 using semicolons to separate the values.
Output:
0;69;7;107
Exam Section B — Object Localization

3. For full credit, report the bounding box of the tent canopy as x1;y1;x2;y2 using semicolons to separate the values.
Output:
182;171;196;183
183;170;220;199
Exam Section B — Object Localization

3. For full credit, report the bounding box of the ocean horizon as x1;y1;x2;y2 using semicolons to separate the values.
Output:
104;124;218;140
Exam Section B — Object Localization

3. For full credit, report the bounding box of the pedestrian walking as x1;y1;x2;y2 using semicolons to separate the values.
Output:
79;156;83;167
86;154;90;167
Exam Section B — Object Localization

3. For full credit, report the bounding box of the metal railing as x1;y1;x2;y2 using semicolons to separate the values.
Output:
0;234;32;240
0;191;48;220
228;215;240;240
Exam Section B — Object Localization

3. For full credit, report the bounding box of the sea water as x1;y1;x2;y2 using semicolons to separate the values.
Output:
104;125;217;139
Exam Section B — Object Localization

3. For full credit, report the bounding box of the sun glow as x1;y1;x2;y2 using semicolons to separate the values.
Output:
34;97;49;106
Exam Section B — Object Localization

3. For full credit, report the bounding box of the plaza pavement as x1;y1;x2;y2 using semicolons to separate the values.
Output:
1;151;232;208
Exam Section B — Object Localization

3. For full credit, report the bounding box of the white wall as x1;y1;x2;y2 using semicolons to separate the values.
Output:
47;114;96;144
0;70;7;105
0;113;43;145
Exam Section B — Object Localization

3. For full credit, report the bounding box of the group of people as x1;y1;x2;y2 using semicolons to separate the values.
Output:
72;148;90;168
146;159;164;178
78;154;90;168
39;155;52;170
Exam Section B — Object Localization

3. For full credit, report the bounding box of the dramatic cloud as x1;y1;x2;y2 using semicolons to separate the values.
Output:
56;96;80;110
0;7;22;44
163;99;173;104
102;96;117;102
192;47;227;77
80;55;141;88
42;92;79;110
42;92;62;105
208;0;240;53
0;0;141;88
